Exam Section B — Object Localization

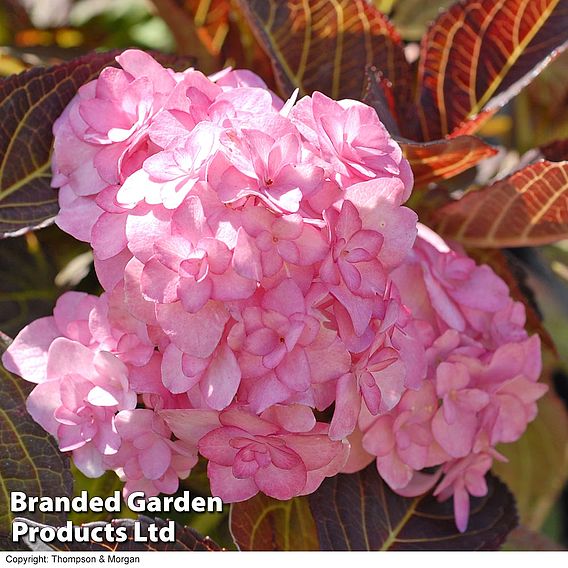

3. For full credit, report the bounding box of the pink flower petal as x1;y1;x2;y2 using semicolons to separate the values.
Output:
207;462;259;502
26;381;62;435
201;344;241;410
46;338;94;382
161;344;200;394
198;426;244;466
160;409;221;444
156;301;228;358
329;373;360;440
2;317;60;382
254;461;307;500
178;277;213;314
139;438;172;480
140;258;179;303
232;227;262;281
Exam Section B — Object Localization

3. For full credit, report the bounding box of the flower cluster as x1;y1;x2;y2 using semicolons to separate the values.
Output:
2;50;545;531
354;225;546;530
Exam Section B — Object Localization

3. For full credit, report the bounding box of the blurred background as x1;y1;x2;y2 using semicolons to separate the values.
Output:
0;0;567;550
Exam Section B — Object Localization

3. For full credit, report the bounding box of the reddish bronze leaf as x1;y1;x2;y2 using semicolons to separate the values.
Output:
0;50;121;238
235;0;413;106
541;138;568;161
308;465;517;550
230;494;318;551
400;135;498;188
151;0;228;74
187;0;276;85
180;0;232;56
416;0;568;140
433;161;568;247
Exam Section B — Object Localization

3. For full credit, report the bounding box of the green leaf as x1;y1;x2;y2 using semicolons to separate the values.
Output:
0;341;73;549
522;50;568;149
230;494;318;551
17;516;222;551
308;464;518;550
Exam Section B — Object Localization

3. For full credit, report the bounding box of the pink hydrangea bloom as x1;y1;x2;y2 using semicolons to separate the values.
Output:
140;195;255;312
52;50;178;242
209;125;324;213
360;381;445;491
227;279;351;412
2;291;152;377
1;51;545;531
290;92;413;191
8;335;136;477
355;227;546;530
105;409;197;497
197;406;348;501
160;337;241;411
434;453;494;533
233;204;328;279
117;122;221;209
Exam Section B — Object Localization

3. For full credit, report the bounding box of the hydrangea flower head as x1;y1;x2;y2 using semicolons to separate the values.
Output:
2;50;545;534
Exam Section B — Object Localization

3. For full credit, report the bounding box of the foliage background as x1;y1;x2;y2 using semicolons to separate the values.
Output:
0;0;567;551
